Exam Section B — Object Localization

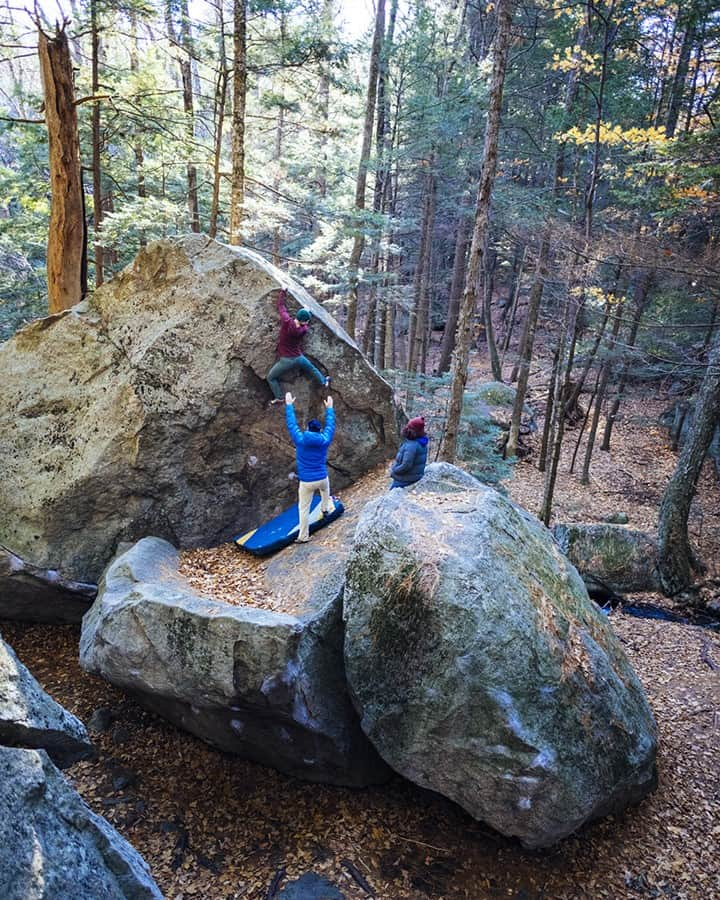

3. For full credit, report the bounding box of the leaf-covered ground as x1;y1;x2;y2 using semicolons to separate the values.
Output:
3;374;720;899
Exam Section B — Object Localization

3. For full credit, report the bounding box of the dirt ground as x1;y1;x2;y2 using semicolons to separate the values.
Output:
3;360;720;900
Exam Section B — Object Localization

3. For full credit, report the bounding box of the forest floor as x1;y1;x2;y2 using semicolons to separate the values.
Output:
3;350;720;900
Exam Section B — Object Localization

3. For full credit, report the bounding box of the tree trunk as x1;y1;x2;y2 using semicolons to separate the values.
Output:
209;0;227;240
346;0;386;339
665;3;697;138
539;341;560;473
483;240;502;380
580;294;624;484
90;0;103;287
409;173;436;373
539;301;580;524
129;13;146;207
657;338;720;594
229;0;247;245
506;237;548;457
180;0;199;232
38;24;86;313
368;0;398;367
440;0;514;462
601;269;653;450
437;204;471;374
500;244;526;357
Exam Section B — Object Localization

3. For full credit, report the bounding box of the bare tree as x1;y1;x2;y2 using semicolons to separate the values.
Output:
229;0;247;245
440;0;515;462
346;0;386;338
657;338;720;595
38;21;86;313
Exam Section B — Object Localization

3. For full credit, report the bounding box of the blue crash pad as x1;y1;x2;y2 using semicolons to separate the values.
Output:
234;494;344;556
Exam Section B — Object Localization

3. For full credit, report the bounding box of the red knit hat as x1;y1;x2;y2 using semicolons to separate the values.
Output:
403;416;426;439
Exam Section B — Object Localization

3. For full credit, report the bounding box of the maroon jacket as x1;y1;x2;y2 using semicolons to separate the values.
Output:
276;295;308;358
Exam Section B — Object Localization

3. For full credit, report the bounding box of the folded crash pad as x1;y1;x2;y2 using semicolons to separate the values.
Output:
234;495;344;556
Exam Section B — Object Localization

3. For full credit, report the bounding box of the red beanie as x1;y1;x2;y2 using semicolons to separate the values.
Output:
403;416;426;439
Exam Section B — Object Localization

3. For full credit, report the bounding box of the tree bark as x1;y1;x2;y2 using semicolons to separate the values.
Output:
438;204;471;374
657;338;720;595
90;0;103;287
229;0;247;245
409;172;436;372
180;0;199;232
580;294;624;484
506;237;549;457
601;269;653;450
129;12;146;208
209;0;227;240
483;239;502;380
346;0;386;338
38;23;86;313
665;2;698;138
440;0;514;462
538;300;580;524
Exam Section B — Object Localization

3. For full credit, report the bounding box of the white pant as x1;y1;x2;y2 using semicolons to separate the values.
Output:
297;477;332;541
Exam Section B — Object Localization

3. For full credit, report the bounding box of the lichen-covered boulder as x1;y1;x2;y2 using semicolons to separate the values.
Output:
472;381;535;431
80;537;388;787
343;463;657;848
0;633;93;768
0;236;400;593
0;746;162;899
553;523;659;594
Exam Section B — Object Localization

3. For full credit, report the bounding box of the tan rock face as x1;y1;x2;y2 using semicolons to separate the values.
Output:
0;236;400;582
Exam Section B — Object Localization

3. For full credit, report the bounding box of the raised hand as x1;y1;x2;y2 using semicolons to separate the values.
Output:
285;392;295;405
324;396;333;409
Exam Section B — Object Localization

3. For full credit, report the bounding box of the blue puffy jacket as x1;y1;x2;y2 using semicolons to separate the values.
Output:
285;405;335;482
390;436;429;486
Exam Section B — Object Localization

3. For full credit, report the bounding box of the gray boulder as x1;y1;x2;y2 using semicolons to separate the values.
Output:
0;236;400;594
0;545;96;624
472;381;536;431
0;633;93;767
0;746;162;899
80;537;388;787
343;462;657;849
553;523;659;594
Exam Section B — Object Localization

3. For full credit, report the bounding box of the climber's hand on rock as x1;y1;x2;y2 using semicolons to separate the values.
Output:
285;392;295;405
324;396;333;409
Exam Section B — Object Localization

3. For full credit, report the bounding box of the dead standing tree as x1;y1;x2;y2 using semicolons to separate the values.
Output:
38;20;87;313
657;337;720;596
439;0;515;462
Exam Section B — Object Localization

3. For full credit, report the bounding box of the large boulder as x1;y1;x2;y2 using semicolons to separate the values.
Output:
0;633;93;767
0;235;400;594
80;537;389;787
0;746;162;899
553;523;660;594
343;463;657;849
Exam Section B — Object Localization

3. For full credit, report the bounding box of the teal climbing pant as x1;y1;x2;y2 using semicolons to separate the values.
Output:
267;355;326;399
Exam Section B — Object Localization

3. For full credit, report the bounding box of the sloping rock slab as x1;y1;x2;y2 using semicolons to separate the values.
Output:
0;633;93;767
553;523;659;594
0;235;400;587
80;537;388;787
343;462;657;849
0;545;96;624
0;746;162;900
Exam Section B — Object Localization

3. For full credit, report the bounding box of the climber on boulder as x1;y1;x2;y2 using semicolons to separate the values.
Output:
267;289;330;405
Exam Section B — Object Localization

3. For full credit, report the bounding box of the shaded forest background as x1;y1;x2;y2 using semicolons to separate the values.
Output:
1;0;718;587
